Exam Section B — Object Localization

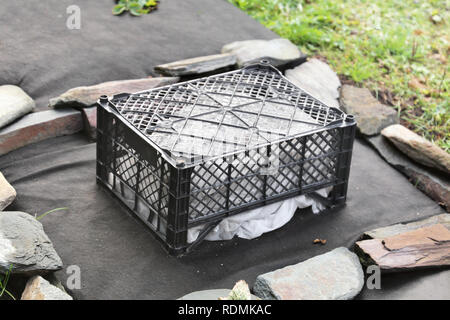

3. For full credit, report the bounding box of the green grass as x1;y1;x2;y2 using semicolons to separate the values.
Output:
0;265;15;300
35;207;68;221
230;0;449;151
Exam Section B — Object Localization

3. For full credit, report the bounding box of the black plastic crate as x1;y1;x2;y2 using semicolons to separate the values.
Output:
96;62;356;255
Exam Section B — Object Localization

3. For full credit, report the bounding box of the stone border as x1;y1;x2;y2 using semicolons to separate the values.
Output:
0;109;83;156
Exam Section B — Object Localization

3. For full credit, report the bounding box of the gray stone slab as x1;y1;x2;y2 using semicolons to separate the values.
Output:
0;211;63;275
49;77;179;109
178;289;259;300
364;213;449;239
285;59;341;109
0;109;83;156
340;85;398;135
366;135;449;212
178;289;232;300
381;124;450;174
21;276;72;300
0;85;35;129
154;53;237;76
221;38;306;68
253;247;364;300
356;224;450;271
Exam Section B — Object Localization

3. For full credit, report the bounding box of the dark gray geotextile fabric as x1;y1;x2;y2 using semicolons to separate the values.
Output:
0;135;447;300
1;0;448;300
0;0;275;110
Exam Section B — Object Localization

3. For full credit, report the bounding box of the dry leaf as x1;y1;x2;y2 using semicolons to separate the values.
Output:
408;78;427;90
313;238;327;245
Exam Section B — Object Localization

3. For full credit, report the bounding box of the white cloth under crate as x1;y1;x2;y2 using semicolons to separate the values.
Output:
187;187;330;243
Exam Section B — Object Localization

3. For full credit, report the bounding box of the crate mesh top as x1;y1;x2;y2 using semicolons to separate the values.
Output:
109;63;346;166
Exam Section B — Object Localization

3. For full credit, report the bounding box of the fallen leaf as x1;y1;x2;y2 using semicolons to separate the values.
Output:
313;238;327;245
408;78;427;90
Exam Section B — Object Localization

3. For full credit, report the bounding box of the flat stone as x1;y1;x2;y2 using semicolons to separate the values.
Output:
154;53;237;76
0;109;83;156
356;224;450;271
381;124;450;174
21;276;72;300
364;213;450;239
81;106;97;141
367;135;449;212
340;85;398;135
221;38;306;68
0;172;16;211
253;247;364;300
179;289;260;300
285;58;341;109
0;211;63;275
0;85;35;129
49;77;179;109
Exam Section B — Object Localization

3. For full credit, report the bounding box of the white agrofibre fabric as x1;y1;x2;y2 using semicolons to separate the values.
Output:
187;187;330;243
